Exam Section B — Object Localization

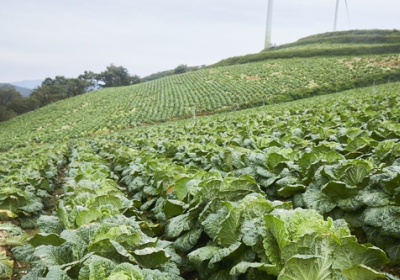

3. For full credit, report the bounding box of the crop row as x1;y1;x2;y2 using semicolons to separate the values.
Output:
0;143;68;226
1;138;397;278
96;82;400;264
1;83;400;279
8;141;187;279
0;143;68;278
1;55;400;151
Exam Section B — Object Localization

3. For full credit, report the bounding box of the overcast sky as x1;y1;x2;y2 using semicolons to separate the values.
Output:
1;0;399;83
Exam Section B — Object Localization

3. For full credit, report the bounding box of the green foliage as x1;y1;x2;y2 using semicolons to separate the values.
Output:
91;81;400;267
2;54;400;150
0;105;17;122
4;129;396;278
0;253;14;279
30;76;87;107
0;86;22;121
0;85;21;106
4;79;400;278
96;64;140;88
0;143;68;225
174;64;189;74
0;65;141;123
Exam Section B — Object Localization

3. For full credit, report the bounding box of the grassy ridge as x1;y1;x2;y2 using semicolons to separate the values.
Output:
1;54;400;150
210;29;400;68
292;29;400;45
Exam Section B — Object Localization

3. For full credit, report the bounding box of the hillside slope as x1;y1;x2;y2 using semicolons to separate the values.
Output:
210;29;400;68
102;81;400;267
2;83;400;279
1;53;400;150
1;30;400;151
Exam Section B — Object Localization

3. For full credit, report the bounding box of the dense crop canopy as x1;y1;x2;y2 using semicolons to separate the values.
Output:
2;82;400;279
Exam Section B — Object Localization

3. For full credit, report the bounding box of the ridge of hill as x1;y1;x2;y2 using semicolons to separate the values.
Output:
0;83;33;97
209;29;400;68
9;79;43;90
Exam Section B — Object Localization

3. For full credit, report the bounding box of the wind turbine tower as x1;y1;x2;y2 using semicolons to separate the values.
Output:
334;0;350;31
264;0;274;49
334;0;340;31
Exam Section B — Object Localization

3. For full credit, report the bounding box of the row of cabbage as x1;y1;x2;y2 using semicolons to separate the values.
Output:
94;83;400;264
0;143;68;225
90;138;397;279
0;143;68;278
1;54;399;151
2;83;400;278
1;137;397;279
7;141;185;279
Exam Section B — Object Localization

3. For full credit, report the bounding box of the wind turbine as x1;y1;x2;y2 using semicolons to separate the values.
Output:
334;0;351;31
264;0;274;49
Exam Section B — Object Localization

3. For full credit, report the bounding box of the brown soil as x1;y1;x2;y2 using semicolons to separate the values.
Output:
382;264;400;276
46;187;64;215
0;225;30;280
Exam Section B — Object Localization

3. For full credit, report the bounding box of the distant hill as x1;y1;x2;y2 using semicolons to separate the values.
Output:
0;83;32;97
9;79;42;90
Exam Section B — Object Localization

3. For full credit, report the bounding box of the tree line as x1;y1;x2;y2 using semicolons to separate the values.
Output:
0;63;198;122
0;64;140;122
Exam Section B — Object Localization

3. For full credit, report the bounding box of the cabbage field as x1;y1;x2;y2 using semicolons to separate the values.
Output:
1;82;400;279
1;54;400;151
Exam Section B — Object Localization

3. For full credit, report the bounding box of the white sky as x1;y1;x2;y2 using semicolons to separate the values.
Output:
1;0;399;82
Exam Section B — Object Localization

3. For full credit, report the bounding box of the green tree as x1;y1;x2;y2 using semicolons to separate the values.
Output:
174;64;189;74
0;86;21;106
78;71;100;91
96;64;140;88
0;105;17;121
0;86;21;121
64;78;86;97
24;96;41;111
7;95;40;114
30;76;86;107
7;95;25;114
40;76;86;97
